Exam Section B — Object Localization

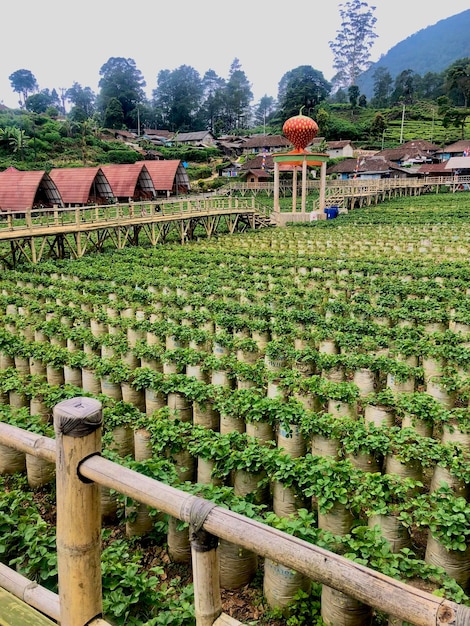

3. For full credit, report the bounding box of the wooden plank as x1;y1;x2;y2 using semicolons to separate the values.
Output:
0;588;56;625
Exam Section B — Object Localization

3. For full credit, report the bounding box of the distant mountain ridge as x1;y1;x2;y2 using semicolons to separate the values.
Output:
357;9;470;99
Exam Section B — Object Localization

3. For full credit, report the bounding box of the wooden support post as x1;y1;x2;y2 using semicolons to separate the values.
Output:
185;498;222;626
54;397;103;626
301;156;308;213
274;162;280;212
319;162;327;213
292;166;298;212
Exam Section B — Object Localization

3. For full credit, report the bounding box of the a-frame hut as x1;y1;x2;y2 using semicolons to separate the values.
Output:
136;160;190;196
49;166;114;206
100;163;155;202
0;166;63;212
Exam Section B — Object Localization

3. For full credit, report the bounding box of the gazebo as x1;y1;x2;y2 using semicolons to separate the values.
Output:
272;112;329;224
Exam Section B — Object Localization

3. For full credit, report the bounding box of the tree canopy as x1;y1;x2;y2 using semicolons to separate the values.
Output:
277;66;331;121
8;69;39;108
97;57;146;129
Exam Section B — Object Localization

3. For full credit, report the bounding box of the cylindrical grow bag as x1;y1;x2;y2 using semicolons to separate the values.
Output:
46;365;65;386
385;454;423;483
246;420;274;445
26;453;55;488
125;502;154;537
263;558;311;612
0;443;26;474
401;414;432;438
364;404;395;428
311;435;341;460
317;502;355;536
321;585;373;626
367;514;411;553
193;402;219;430
167;516;191;564
220;413;245;435
167;392;192;422
425;534;470;590
100;376;122;401
134;428;153;461
353;369;376;398
219;539;258;590
109;425;134;458
64;365;83;387
145;388;167;416
272;480;307;518
277;423;307;458
121;383;146;413
197;457;224;486
233;469;270;505
80;368;101;394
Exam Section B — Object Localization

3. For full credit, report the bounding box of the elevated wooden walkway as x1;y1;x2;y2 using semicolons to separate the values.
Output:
0;197;272;266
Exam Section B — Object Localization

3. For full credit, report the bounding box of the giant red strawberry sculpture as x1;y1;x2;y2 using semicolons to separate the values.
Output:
282;109;319;152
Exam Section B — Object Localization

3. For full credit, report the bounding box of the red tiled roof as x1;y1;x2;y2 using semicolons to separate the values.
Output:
100;163;154;198
0;167;62;211
416;163;452;175
136;160;182;191
49;167;114;204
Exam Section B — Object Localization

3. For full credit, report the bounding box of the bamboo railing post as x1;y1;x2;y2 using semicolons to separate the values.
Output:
184;498;222;626
53;397;103;626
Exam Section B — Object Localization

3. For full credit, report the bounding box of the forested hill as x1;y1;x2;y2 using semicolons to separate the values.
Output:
357;9;470;98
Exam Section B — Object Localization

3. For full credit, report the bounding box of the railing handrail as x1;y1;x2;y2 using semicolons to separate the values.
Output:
0;418;468;626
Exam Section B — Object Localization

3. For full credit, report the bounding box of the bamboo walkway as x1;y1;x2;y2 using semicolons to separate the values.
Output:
0;176;469;266
0;197;272;266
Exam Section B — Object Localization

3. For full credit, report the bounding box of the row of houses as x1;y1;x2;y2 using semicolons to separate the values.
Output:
216;138;470;184
0;161;190;212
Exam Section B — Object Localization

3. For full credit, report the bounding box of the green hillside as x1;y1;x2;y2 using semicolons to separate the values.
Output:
357;9;470;99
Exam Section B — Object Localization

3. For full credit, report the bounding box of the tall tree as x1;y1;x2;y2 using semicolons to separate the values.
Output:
371;67;392;107
200;69;226;133
97;57;146;128
152;65;204;131
446;58;470;108
8;69;39;108
329;0;378;90
277;66;331;121
66;83;96;122
224;58;253;130
391;69;419;105
253;95;276;131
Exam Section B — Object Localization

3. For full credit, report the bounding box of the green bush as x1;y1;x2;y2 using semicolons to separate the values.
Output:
104;149;140;164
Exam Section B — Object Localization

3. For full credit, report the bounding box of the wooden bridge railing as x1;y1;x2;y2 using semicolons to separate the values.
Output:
0;196;269;235
0;398;469;626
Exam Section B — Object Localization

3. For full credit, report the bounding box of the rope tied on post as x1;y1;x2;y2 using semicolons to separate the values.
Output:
180;495;217;551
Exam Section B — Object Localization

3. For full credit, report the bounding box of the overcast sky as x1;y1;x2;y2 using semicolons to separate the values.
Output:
1;1;469;109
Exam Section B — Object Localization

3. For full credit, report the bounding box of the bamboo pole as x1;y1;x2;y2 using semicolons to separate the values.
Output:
54;397;103;626
1;421;470;626
0;562;60;622
190;521;222;626
80;456;469;626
